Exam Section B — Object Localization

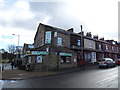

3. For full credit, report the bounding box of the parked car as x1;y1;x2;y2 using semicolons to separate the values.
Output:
98;58;116;68
115;59;120;65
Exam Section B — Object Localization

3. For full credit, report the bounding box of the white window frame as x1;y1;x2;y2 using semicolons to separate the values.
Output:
77;40;81;46
45;31;52;44
57;37;62;45
54;32;57;37
90;41;92;48
99;44;101;50
106;44;108;50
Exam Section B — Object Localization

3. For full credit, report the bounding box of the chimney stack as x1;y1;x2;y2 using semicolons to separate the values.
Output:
86;32;92;37
93;35;98;39
78;31;84;35
99;37;104;41
67;28;74;32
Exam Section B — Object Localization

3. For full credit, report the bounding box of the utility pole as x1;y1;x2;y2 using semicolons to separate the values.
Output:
80;25;84;69
46;47;49;72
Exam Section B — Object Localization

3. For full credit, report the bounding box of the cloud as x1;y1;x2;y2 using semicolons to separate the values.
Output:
0;25;35;49
0;0;36;30
0;0;119;50
29;0;118;41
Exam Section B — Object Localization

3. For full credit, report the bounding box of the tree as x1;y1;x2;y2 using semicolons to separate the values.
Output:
7;44;16;54
0;49;6;53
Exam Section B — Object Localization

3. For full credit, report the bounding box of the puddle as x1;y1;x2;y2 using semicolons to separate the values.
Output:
0;80;19;83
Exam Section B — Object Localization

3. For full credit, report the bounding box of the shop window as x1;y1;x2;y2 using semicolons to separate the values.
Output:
28;56;31;63
60;56;71;63
57;37;62;45
36;56;42;63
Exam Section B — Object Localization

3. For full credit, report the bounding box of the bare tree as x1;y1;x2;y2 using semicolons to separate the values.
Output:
0;49;6;53
7;44;16;54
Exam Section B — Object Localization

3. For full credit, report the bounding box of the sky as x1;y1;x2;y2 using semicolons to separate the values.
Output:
0;0;119;51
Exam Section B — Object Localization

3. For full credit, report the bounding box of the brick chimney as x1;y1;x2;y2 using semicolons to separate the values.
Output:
86;32;92;37
78;31;84;35
93;35;98;39
67;28;74;32
99;37;104;41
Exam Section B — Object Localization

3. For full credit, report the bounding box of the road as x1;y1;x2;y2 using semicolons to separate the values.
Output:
1;66;119;89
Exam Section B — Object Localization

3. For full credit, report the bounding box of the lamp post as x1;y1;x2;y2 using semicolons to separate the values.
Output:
12;34;20;59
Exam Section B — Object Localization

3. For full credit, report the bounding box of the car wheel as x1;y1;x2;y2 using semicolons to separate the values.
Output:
107;64;110;68
98;66;101;69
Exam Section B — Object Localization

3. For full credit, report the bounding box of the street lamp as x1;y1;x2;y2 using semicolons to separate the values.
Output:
12;34;20;59
12;34;20;47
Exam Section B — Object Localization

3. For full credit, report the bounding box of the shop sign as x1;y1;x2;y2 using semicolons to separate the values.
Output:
36;56;42;63
59;52;72;56
31;51;46;55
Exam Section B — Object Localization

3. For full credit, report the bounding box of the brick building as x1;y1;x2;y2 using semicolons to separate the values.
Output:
22;23;119;71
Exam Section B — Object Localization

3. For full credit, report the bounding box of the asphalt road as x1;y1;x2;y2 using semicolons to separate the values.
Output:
1;66;119;89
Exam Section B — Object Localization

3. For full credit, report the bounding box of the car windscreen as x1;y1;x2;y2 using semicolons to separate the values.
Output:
99;59;105;61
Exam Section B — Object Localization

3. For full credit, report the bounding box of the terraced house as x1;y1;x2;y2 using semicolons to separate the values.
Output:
22;23;119;71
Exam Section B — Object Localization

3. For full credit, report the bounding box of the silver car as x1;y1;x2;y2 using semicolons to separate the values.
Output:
98;58;116;68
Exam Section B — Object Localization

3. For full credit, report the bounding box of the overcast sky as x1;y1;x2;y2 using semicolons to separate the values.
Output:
0;0;119;50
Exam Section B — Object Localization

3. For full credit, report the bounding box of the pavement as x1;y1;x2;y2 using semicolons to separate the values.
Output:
1;64;98;80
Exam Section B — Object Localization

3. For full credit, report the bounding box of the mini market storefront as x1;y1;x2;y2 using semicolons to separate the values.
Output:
23;46;77;71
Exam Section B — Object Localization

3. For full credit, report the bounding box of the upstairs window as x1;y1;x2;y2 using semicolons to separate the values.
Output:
57;37;62;45
45;31;51;44
105;44;108;50
77;40;81;46
28;45;34;48
112;46;114;51
41;38;44;46
112;41;115;45
90;41;92;48
99;44;101;50
54;32;57;37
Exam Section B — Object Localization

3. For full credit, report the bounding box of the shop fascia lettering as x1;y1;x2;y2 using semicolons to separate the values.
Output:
59;52;72;56
31;51;46;55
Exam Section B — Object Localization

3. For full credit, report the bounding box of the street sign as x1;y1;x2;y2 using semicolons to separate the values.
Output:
31;51;46;55
59;52;72;56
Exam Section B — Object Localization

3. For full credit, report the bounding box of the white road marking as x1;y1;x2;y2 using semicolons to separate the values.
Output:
94;74;118;88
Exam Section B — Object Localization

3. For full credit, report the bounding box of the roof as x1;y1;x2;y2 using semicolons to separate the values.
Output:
34;23;119;46
23;43;34;50
30;45;77;54
34;23;78;40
